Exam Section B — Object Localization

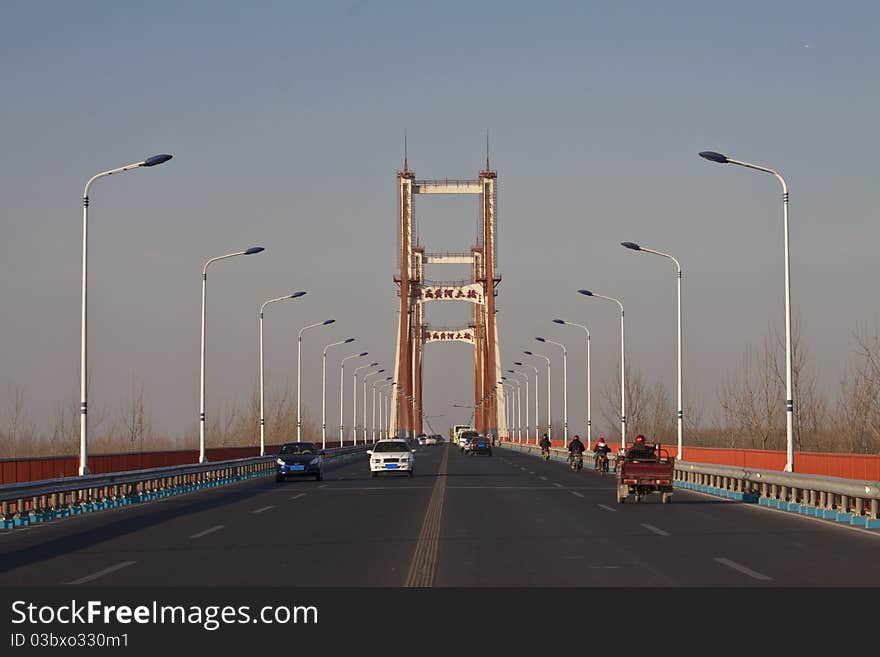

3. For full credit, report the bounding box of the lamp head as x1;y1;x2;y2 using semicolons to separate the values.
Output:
343;337;355;343
143;154;173;167
290;291;307;299
322;319;335;325
621;242;641;251
535;337;546;343
358;351;368;357
699;151;729;164
578;289;593;297
514;361;523;366
524;351;533;356
369;362;378;367
244;247;265;255
553;319;565;325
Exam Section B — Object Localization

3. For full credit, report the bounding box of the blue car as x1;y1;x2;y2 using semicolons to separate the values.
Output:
275;442;324;482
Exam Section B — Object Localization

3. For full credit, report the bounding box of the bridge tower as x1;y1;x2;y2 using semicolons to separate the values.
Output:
391;153;507;439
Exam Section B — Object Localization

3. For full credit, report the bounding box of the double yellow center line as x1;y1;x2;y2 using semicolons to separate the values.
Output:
404;446;449;587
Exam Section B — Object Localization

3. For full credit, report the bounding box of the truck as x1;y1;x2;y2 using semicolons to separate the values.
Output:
616;443;675;504
450;424;473;444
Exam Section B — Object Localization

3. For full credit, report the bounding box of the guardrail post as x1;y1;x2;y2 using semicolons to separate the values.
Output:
855;497;864;518
871;499;878;520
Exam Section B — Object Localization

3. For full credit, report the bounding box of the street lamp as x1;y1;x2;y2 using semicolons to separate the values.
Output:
621;241;683;459
378;380;395;439
501;376;521;441
537;336;568;447
367;372;389;443
524;350;551;442
361;369;385;445
553;319;592;449
322;337;355;450
200;246;265;464
297;319;335;441
578;289;626;450
700;150;794;472
260;291;307;456
339;351;368;446
80;153;173;475
514;361;539;444
370;376;394;442
353;362;378;444
507;370;530;443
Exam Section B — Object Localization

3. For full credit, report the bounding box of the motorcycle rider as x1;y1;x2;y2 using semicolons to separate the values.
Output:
593;436;611;471
627;434;655;460
539;433;551;458
568;434;585;469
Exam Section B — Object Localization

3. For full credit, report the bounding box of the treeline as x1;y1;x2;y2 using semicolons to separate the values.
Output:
0;380;321;459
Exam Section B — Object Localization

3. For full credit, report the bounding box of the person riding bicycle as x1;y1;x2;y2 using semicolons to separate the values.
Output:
568;435;585;466
593;436;611;470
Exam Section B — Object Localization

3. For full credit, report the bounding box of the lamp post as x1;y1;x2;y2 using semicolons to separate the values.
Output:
80;153;173;475
200;246;265;464
700;150;794;472
363;369;384;444
502;377;521;441
297;319;335;441
553;319;591;449
378;381;395;439
537;336;568;447
524;350;551;442
353;362;378;444
621;241;683;459
578;290;626;449
260;291;307;456
507;370;530;444
515;361;539;444
372;376;392;442
339;351;368;446
322;337;355;450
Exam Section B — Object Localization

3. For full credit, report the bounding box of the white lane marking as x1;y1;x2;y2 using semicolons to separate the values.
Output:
640;523;670;537
553;483;564;488
67;561;137;585
319;484;327;489
291;493;307;500
571;491;585;498
520;467;527;471
540;476;548;481
252;505;275;514
529;471;535;475
598;504;617;512
189;525;224;539
714;557;773;581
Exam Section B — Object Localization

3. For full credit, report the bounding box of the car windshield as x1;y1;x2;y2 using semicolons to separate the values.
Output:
461;432;478;440
280;443;318;455
373;441;410;453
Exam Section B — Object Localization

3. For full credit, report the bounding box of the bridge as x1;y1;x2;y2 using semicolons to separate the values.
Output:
1;156;879;593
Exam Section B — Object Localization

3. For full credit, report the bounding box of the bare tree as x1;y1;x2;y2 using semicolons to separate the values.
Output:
119;377;151;453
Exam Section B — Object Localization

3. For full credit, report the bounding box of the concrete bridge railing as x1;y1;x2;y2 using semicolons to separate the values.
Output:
499;440;880;528
0;445;367;529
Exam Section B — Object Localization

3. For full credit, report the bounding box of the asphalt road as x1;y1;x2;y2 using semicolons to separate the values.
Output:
1;443;878;587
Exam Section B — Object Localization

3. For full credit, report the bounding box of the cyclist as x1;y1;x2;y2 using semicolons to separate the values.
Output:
568;435;585;468
593;436;611;471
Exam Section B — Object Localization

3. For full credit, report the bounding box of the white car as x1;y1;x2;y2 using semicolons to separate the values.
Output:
425;435;439;446
367;439;416;477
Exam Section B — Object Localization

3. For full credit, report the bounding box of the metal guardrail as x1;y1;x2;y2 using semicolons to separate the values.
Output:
674;460;880;526
499;440;880;527
0;445;367;528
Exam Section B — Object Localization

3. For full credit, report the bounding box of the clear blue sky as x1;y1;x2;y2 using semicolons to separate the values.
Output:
1;1;878;442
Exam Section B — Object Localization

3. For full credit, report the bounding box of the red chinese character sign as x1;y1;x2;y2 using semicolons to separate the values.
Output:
424;328;476;345
415;284;483;305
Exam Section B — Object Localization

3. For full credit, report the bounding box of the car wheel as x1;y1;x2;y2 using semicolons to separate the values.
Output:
408;470;414;478
275;475;284;483
371;472;378;478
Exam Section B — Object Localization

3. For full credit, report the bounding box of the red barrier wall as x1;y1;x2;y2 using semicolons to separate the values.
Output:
0;440;348;484
501;439;880;482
